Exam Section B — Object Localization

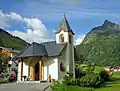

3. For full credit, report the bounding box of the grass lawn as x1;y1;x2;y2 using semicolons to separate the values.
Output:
95;80;120;91
51;84;94;91
95;72;120;91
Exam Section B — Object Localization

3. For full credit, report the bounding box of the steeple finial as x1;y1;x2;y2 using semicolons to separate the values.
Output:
64;13;66;17
63;14;67;21
64;12;66;16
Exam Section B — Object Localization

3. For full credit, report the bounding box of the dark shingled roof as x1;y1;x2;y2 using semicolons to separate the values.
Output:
18;42;47;57
17;41;66;58
55;15;75;35
42;41;66;56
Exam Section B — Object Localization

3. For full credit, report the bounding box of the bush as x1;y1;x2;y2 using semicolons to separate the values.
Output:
62;72;104;88
99;70;109;81
62;72;74;85
51;82;65;91
93;66;104;74
75;67;85;78
0;78;9;84
78;73;104;87
69;78;77;85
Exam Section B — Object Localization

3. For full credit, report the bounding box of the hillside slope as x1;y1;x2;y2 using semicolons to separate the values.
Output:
0;28;27;50
76;20;120;66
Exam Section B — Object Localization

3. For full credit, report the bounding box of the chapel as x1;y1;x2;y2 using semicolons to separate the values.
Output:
17;15;75;81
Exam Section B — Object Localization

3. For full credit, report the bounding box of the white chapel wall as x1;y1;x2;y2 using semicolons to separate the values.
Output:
22;60;29;78
44;57;58;80
17;61;21;81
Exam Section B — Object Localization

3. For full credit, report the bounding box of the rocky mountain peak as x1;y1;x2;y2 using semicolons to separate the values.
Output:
104;20;113;25
103;20;119;28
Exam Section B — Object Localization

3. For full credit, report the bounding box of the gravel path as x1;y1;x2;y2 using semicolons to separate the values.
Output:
0;83;50;91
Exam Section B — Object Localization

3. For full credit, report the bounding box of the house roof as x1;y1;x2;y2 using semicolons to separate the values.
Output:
0;46;20;53
16;41;66;58
55;15;75;35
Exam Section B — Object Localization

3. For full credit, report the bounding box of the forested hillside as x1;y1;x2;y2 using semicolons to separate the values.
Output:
76;20;120;66
0;28;28;50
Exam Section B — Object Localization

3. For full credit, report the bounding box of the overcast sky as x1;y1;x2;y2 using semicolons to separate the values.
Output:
0;0;120;45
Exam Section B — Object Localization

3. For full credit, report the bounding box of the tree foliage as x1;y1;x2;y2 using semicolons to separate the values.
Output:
0;54;10;73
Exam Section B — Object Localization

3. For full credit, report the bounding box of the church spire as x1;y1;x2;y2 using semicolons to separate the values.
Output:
55;15;75;35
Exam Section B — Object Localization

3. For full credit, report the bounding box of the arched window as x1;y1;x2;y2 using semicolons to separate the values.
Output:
60;62;65;72
59;34;64;43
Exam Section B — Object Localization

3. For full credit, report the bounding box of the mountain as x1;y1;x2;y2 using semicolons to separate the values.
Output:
0;28;28;50
75;20;120;66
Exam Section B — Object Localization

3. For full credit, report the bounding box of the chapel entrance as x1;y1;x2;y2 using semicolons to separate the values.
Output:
34;62;39;81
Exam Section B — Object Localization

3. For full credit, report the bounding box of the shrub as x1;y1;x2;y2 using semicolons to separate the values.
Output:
93;66;104;74
62;72;73;85
75;67;85;78
69;78;77;85
0;78;9;84
78;73;104;87
99;70;109;81
62;74;70;85
51;82;65;91
62;72;104;88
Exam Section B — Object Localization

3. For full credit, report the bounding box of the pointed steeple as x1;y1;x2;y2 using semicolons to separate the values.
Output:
55;15;75;35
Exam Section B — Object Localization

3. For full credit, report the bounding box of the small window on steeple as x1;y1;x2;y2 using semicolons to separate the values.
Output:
59;34;64;43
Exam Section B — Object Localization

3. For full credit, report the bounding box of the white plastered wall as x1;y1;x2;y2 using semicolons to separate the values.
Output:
22;60;29;78
17;59;30;81
56;30;69;44
44;57;58;80
17;61;21;81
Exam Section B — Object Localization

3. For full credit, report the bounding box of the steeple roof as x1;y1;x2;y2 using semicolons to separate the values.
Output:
55;15;75;35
